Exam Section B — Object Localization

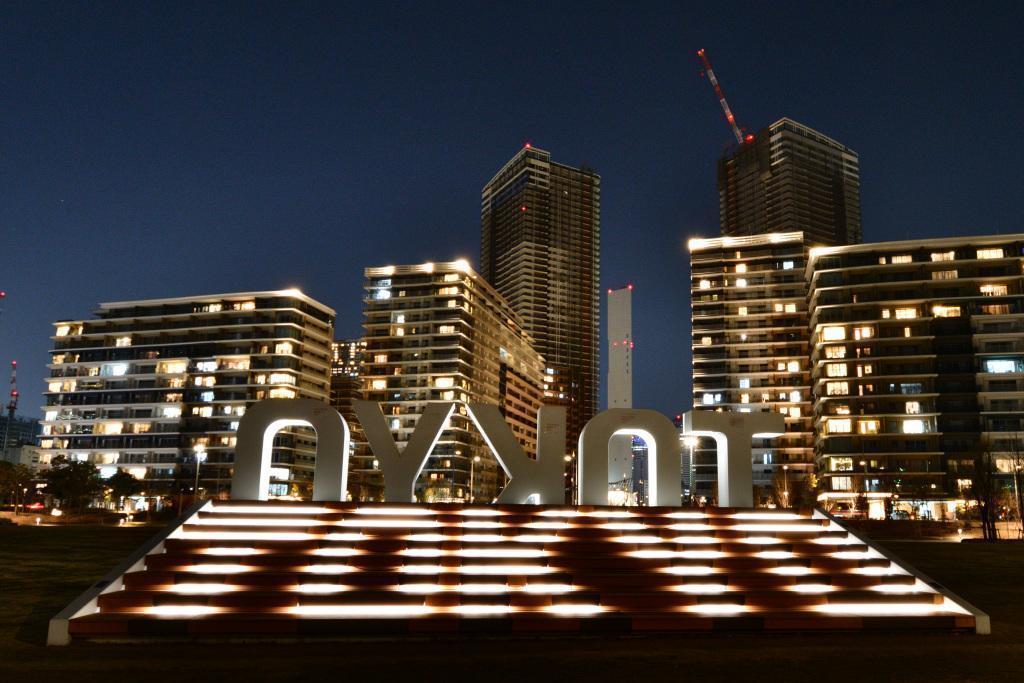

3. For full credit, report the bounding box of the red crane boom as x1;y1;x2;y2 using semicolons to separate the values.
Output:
696;48;752;145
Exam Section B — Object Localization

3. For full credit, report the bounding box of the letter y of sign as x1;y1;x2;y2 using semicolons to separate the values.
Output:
353;400;456;502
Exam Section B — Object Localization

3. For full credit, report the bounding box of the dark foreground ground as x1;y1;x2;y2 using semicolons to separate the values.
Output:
1;525;1022;682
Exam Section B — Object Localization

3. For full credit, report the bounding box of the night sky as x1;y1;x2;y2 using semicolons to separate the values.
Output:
3;2;1024;420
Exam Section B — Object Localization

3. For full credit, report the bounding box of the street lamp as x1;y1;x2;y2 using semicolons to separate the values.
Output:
469;455;481;503
782;465;789;509
193;444;207;502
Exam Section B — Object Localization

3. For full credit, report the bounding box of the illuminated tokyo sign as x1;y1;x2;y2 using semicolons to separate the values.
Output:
232;399;784;507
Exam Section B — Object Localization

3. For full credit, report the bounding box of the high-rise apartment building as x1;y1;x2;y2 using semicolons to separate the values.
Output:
807;234;1024;520
718;118;861;246
40;291;334;497
481;145;600;458
689;232;815;504
359;260;546;503
330;338;370;499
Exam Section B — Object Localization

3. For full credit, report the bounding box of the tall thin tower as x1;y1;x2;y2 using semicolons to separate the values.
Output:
607;286;633;488
481;145;601;459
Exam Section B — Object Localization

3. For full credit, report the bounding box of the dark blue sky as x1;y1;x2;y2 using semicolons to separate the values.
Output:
3;2;1024;419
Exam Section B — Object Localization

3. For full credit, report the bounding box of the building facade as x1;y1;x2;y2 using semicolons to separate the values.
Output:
330;338;371;499
689;232;815;504
481;145;600;459
808;234;1024;519
358;260;546;502
39;291;334;497
718;118;861;246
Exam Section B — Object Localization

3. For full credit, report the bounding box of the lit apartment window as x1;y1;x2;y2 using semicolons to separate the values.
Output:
443;273;460;282
196;361;217;372
822;326;846;341
115;336;132;347
785;303;796;313
782;261;794;270
374;353;388;363
904;327;912;338
700;336;712;346
200;391;214;402
55;325;72;337
980;283;1009;296
268;388;296;399
931;251;955;261
789;390;801;403
162;406;182;418
192;406;214;418
891;255;912;264
977;248;1004;259
824;345;846;359
826;363;848;378
740;393;750;404
441;390;455;401
738;307;748;316
789;406;802;418
858;420;880;435
774;303;784;313
438;325;456;334
832;477;853;491
932;305;961;318
438;286;459;296
735;263;747;273
787;361;800;372
881;309;891;319
435;377;455;388
878;256;887;265
827;418;852;434
985;359;1019;374
895;307;917;319
370;379;387;391
831;457;854;472
834;404;851;415
235;300;256;311
268;373;296;385
932;269;958;280
699;279;712;289
826;382;849;396
702;393;722;406
157;361;187;374
905;401;921;414
394;327;405;337
739;378;750;388
857;364;873;377
902;419;926;434
736;278;748;288
275;342;294;355
854;326;874;340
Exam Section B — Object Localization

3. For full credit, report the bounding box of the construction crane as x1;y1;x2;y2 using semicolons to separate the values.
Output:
2;360;17;457
696;48;753;145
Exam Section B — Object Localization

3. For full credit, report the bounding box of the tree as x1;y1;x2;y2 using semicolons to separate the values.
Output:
0;461;34;514
43;456;103;515
967;440;1000;542
105;469;143;507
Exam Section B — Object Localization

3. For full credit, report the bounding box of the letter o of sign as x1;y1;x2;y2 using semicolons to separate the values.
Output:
231;399;350;501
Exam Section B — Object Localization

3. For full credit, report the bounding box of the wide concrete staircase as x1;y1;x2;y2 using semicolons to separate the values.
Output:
55;501;983;641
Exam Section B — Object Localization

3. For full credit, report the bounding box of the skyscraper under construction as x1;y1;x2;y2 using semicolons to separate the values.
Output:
718;118;861;246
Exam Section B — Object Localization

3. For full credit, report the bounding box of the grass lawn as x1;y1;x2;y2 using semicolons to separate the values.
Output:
1;525;1022;682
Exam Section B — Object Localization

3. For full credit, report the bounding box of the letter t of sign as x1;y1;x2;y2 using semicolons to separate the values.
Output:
353;400;456;502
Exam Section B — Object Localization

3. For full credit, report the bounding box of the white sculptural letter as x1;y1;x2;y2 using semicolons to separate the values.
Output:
577;409;681;506
681;411;785;507
354;400;455;502
232;398;350;501
466;403;567;504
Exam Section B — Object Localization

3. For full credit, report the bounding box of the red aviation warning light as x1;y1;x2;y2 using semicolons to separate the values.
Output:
696;48;751;146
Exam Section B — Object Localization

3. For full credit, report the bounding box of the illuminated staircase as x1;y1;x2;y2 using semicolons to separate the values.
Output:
50;501;986;643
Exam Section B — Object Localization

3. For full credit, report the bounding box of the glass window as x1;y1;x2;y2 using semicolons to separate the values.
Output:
891;255;912;264
826;382;849;396
977;248;1004;259
826;363;848;377
824;345;846;359
930;251;955;261
902;419;926;434
827;418;852;434
822;326;846;341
